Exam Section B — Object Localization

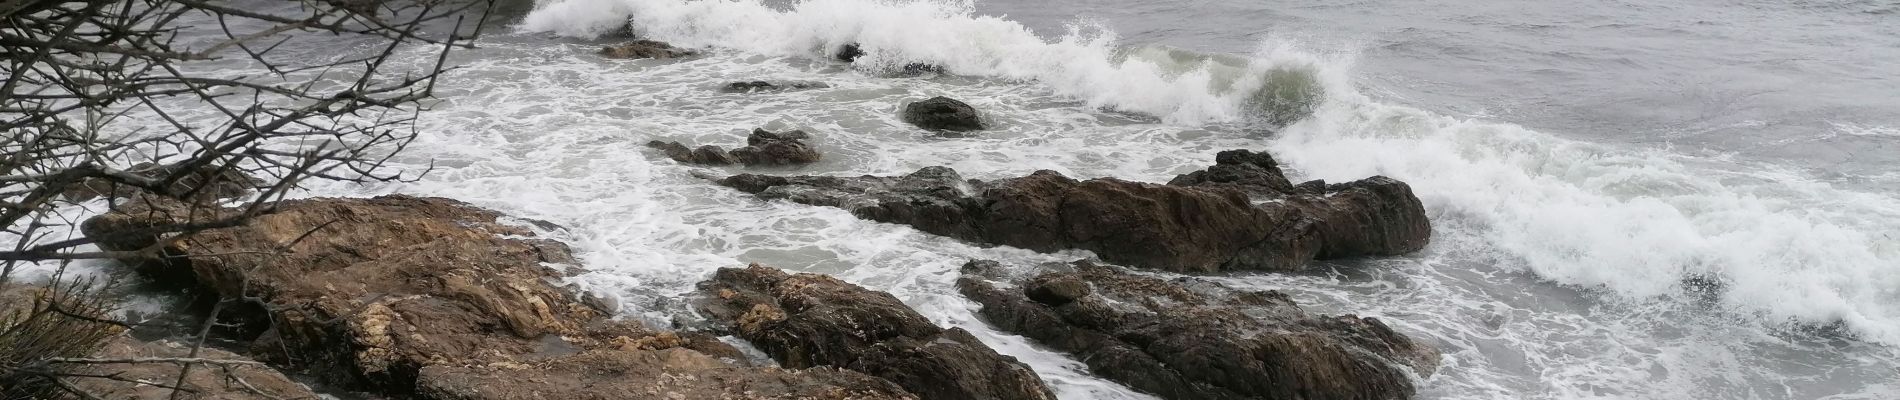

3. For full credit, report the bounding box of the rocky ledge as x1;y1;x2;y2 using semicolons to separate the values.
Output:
714;149;1429;273
958;259;1440;400
694;264;1057;400
81;195;912;399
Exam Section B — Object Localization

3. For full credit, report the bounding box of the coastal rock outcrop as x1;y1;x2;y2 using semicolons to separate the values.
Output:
695;264;1057;400
649;128;821;167
957;259;1440;400
902;96;985;132
81;195;911;398
599;40;698;59
715;150;1429;272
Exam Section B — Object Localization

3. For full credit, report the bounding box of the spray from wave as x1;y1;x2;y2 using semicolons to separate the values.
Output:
516;0;1900;345
518;0;1336;125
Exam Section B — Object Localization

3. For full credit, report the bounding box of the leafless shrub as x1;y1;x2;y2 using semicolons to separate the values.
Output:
0;0;494;397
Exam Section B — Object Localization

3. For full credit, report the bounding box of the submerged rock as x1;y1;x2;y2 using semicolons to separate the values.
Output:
714;149;1428;272
81;195;907;398
599;40;698;59
649;128;821;167
957;259;1440;400
695;264;1057;400
902;96;985;131
722;80;830;93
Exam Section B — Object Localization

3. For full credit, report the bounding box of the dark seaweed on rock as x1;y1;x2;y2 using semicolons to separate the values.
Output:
957;259;1441;400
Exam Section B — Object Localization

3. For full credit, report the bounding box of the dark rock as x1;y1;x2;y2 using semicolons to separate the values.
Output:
60;161;262;204
648;129;820;167
956;259;1441;400
902;96;984;132
648;140;739;165
732;128;821;166
836;43;865;62
695;264;1057;400
599;40;698;59
714;149;1430;272
722;81;830;93
1294;179;1328;194
82;196;905;398
1293;176;1432;258
1166;149;1295;195
717;167;1321;272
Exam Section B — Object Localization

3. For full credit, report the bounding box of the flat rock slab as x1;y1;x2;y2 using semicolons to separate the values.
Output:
957;259;1441;400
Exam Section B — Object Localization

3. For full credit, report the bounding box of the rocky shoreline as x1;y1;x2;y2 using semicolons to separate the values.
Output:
41;37;1438;399
56;142;1440;399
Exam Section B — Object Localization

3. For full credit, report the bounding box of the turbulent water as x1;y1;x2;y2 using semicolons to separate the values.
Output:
22;0;1900;398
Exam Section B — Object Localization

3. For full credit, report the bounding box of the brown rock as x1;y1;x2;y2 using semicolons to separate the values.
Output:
715;149;1430;273
599;40;698;59
68;336;322;400
417;348;915;400
717;167;1322;273
901;97;984;132
957;259;1440;400
81;196;909;399
695;264;1056;400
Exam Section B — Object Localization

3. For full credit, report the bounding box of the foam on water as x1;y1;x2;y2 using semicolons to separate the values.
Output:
521;0;1341;125
9;0;1898;398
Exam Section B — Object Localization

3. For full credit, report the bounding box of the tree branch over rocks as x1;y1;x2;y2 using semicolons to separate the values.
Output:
1;0;491;397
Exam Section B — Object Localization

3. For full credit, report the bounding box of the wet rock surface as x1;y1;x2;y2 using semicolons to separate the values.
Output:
81;195;910;398
599;40;698;59
902;96;985;131
695;264;1057;400
417;346;915;400
723;81;830;93
716;150;1429;272
650;128;821;167
957;259;1440;400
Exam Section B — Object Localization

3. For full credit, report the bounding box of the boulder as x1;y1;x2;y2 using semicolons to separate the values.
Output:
599;40;698;59
715;150;1430;272
695;264;1056;400
901;97;984;132
732;129;822;166
648;129;820;167
81;195;909;398
68;336;322;400
957;259;1440;400
648;140;739;165
722;81;830;93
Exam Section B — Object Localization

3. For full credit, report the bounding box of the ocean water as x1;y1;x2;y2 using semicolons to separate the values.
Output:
15;0;1898;398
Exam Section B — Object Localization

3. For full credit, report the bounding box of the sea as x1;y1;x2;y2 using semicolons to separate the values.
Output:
28;0;1900;398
